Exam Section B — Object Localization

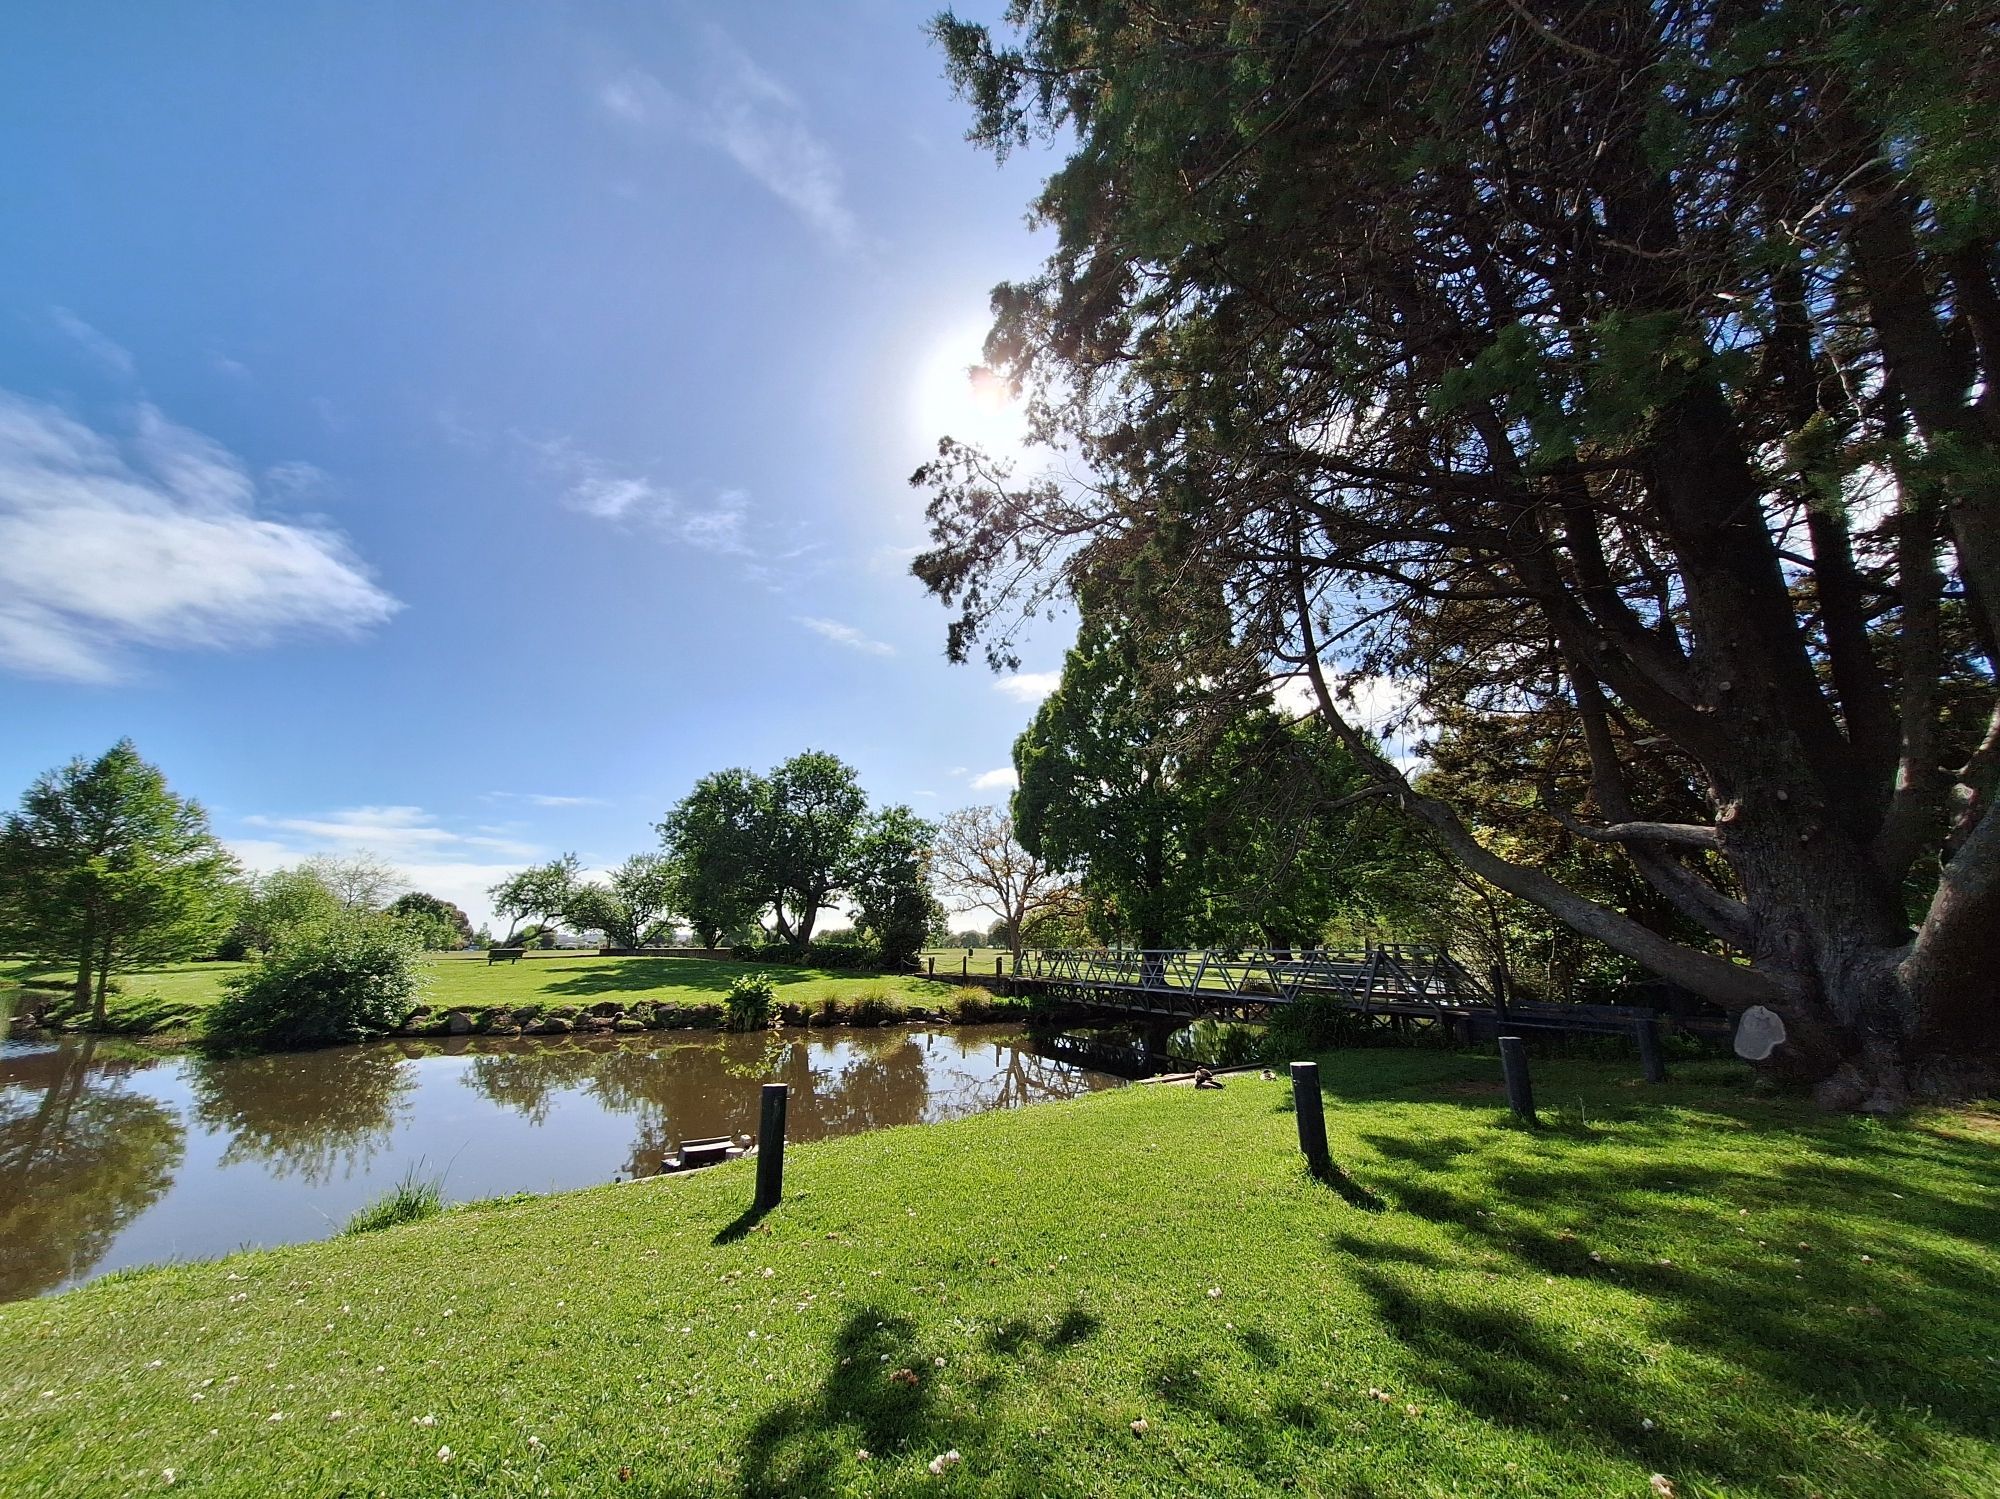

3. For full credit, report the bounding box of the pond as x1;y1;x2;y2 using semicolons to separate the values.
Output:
0;1025;1119;1302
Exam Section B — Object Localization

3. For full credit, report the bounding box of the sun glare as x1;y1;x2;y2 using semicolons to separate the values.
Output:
910;320;1031;465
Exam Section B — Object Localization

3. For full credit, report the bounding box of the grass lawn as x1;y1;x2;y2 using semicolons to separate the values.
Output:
4;1050;1994;1496
2;951;963;1038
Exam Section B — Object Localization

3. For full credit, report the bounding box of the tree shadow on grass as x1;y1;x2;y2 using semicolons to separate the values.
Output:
733;1299;1100;1496
1344;1113;2000;1493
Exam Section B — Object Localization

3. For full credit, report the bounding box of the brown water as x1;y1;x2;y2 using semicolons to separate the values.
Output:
0;1026;1117;1301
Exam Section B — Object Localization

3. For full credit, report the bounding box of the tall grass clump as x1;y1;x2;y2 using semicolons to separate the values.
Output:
342;1168;445;1235
724;971;775;1031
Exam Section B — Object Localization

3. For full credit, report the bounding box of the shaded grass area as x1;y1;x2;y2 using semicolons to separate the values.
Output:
0;957;248;1037
2;952;962;1039
3;1050;1996;1496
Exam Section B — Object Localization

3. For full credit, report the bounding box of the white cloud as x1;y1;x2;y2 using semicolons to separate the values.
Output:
48;307;135;378
1271;670;1432;775
969;767;1018;793
0;393;399;683
241;805;537;859
231;805;554;932
597;38;860;252
993;671;1060;705
797;616;895;656
487;791;607;808
530;434;750;554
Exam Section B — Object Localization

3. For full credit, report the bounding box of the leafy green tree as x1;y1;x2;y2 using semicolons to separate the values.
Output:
658;752;868;946
230;866;344;956
760;751;868;944
0;741;237;1026
659;769;769;948
916;1;2000;1103
843;806;941;968
487;855;580;946
565;854;677;948
385;891;474;951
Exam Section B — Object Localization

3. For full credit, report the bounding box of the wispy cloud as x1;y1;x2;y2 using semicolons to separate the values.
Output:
228;807;540;935
526;434;752;555
241;805;538;859
596;33;861;252
486;791;608;809
48;307;135;378
0;393;399;683
969;767;1018;793
797;616;895;656
993;671;1060;705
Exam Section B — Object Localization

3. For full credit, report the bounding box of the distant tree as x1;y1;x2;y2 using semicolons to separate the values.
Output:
930;805;1073;966
386;891;474;951
302;853;404;913
487;855;580;946
564;854;677;948
0;741;238;1026
659;770;769;948
658;752;869;946
760;751;868;944
232;866;345;956
843;806;940;969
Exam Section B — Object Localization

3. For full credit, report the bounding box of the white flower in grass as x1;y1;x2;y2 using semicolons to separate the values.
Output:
162;1470;177;1487
1130;1418;1149;1435
437;1445;453;1463
855;1449;871;1461
927;1450;962;1475
1206;1287;1222;1299
1649;1476;1676;1498
415;1414;437;1428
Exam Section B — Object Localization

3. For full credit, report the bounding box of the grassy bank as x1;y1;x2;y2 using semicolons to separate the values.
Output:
4;1050;1994;1496
2;951;962;1040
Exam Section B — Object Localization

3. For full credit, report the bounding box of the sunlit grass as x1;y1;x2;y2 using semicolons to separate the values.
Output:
5;1049;1994;1496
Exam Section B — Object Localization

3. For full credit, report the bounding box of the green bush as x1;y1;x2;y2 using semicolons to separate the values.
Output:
730;941;879;970
343;1167;444;1235
724;971;775;1031
1168;1017;1266;1068
204;918;423;1051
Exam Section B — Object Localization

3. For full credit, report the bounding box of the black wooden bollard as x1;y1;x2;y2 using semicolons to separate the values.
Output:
1635;1015;1667;1084
755;1083;788;1213
995;956;1003;977
927;956;935;976
1290;1061;1333;1175
1498;1035;1536;1122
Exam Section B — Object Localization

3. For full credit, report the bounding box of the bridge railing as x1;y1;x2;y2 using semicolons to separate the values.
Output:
1025;946;1487;1006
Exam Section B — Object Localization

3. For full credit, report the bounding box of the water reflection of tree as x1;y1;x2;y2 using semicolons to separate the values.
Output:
927;1039;1108;1120
187;1047;412;1185
0;1039;183;1299
461;1042;606;1124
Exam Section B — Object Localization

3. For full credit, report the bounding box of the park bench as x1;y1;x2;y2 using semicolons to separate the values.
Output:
661;1135;749;1172
487;947;526;965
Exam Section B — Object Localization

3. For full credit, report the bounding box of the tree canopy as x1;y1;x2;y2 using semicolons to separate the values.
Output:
915;0;2000;1105
0;741;237;1025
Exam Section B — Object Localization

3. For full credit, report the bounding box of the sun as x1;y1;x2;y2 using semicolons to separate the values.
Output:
910;319;1032;465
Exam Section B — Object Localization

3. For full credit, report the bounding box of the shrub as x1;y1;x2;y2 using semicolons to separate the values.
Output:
343;1168;444;1235
204;918;423;1051
725;972;775;1031
730;941;879;971
1168;1017;1266;1069
1261;994;1375;1059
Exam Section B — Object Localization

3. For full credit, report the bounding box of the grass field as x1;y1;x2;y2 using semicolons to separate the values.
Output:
4;1049;1994;1496
1;951;964;1039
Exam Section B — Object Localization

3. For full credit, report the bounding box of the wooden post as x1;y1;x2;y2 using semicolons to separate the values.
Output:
755;1083;788;1213
995;956;1003;977
1635;1015;1667;1084
927;956;935;976
1498;1035;1535;1123
1290;1061;1332;1175
961;952;969;977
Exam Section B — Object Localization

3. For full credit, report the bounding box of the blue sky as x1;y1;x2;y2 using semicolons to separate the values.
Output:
0;1;1071;927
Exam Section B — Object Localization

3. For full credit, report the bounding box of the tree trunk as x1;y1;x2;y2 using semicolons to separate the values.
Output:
70;910;96;1015
92;942;112;1030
